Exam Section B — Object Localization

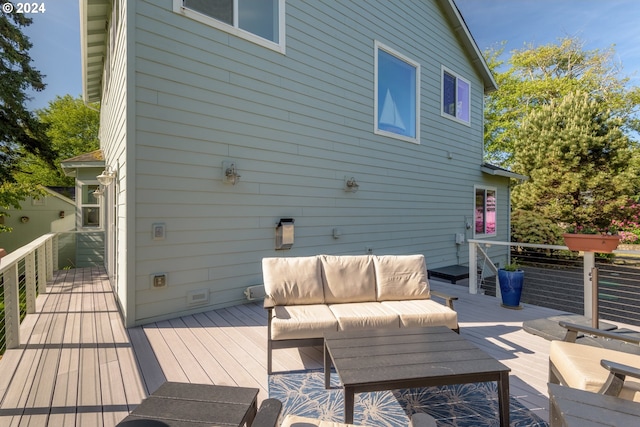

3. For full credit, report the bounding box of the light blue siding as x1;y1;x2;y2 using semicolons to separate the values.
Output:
110;0;509;325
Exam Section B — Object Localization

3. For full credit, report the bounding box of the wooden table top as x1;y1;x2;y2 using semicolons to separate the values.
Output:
324;326;510;387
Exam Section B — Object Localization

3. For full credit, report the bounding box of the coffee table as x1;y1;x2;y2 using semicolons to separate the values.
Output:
324;327;511;426
117;382;259;426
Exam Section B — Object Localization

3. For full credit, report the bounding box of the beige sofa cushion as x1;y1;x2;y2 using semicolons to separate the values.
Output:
381;299;458;330
263;257;324;305
550;340;640;402
270;305;338;340
321;255;376;304
374;255;430;301
329;302;399;331
281;415;365;427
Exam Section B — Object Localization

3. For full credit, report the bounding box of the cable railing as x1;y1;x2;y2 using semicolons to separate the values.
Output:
0;231;104;355
469;239;640;327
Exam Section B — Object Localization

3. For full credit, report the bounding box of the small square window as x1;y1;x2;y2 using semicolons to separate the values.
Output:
375;41;420;143
442;67;471;125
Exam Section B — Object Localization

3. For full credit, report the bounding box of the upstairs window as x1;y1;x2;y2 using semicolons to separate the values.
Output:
180;0;284;51
442;67;470;125
475;186;496;237
374;41;420;143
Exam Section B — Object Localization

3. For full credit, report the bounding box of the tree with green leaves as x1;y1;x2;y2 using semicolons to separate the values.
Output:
484;37;640;167
0;10;54;182
511;91;638;239
15;95;100;186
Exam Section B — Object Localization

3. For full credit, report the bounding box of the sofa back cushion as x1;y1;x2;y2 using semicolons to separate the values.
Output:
320;255;376;304
262;257;324;305
374;254;430;301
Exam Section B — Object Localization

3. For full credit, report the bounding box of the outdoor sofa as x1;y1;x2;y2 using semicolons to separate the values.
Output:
262;254;459;374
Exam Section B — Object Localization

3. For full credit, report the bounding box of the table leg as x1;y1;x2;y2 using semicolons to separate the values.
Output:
497;371;510;427
324;341;331;389
344;386;355;424
245;397;258;426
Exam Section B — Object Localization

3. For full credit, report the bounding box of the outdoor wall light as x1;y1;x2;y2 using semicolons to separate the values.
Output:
97;167;116;186
275;218;295;250
344;176;359;192
222;161;241;185
20;216;30;223
93;187;104;197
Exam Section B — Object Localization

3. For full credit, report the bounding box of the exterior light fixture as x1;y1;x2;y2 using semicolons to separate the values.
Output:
222;161;241;185
275;218;294;250
344;176;359;192
93;187;104;197
97;168;116;186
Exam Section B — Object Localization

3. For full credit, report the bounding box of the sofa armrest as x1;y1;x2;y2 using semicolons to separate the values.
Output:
264;297;276;310
599;359;640;396
430;290;458;310
251;398;282;427
558;321;640;345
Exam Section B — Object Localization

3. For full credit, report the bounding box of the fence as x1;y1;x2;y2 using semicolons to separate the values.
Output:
469;239;640;327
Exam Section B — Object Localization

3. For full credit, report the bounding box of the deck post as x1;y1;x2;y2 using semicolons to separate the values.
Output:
583;252;595;321
45;237;54;281
37;245;46;294
25;251;36;314
469;242;477;294
52;234;59;272
4;263;20;349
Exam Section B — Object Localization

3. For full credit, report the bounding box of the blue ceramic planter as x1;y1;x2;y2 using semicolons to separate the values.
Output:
498;269;524;308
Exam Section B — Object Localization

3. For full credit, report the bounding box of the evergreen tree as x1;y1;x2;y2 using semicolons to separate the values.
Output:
0;10;54;182
511;91;638;233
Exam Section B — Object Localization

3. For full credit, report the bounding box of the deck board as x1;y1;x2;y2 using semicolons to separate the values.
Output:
3;266;640;426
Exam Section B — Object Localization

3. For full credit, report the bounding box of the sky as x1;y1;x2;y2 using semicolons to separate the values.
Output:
19;0;640;111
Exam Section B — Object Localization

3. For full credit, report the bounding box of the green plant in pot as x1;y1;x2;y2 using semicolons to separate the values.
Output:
498;261;524;309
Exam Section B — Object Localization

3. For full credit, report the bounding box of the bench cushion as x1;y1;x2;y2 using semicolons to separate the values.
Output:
321;255;376;304
271;305;338;340
329;302;399;331
381;299;458;330
263;257;324;305
374;255;430;301
550;340;640;402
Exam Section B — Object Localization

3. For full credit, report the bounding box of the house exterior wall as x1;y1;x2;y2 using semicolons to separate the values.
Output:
99;0;131;320
102;0;509;326
0;192;75;255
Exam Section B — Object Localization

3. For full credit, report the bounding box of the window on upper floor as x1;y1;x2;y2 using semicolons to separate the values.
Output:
474;186;496;237
374;41;420;144
179;0;285;52
441;67;470;125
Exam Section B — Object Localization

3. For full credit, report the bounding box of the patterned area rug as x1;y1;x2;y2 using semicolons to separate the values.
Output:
269;370;548;426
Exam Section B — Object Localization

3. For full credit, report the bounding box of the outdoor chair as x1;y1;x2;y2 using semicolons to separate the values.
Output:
549;321;640;401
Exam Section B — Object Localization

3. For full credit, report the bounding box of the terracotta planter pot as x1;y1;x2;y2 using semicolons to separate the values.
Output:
562;233;621;253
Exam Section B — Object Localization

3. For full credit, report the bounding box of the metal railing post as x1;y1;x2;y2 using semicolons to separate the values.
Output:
4;263;20;349
469;241;477;294
25;251;36;314
583;251;595;321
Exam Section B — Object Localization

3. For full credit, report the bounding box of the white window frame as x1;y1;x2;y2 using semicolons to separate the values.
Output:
441;66;471;126
374;41;420;144
174;0;286;54
79;181;101;229
474;185;497;237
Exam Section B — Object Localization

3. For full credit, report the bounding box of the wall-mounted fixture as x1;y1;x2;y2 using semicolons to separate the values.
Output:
275;218;295;250
332;228;341;239
20;216;30;223
344;176;359;192
93;186;104;197
222;161;241;185
59;211;65;219
97;167;117;186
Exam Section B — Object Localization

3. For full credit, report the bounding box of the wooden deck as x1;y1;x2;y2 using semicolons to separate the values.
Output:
1;266;636;426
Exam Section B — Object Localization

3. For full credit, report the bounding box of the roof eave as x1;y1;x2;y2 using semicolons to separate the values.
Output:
437;0;498;93
481;164;529;181
80;0;110;103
